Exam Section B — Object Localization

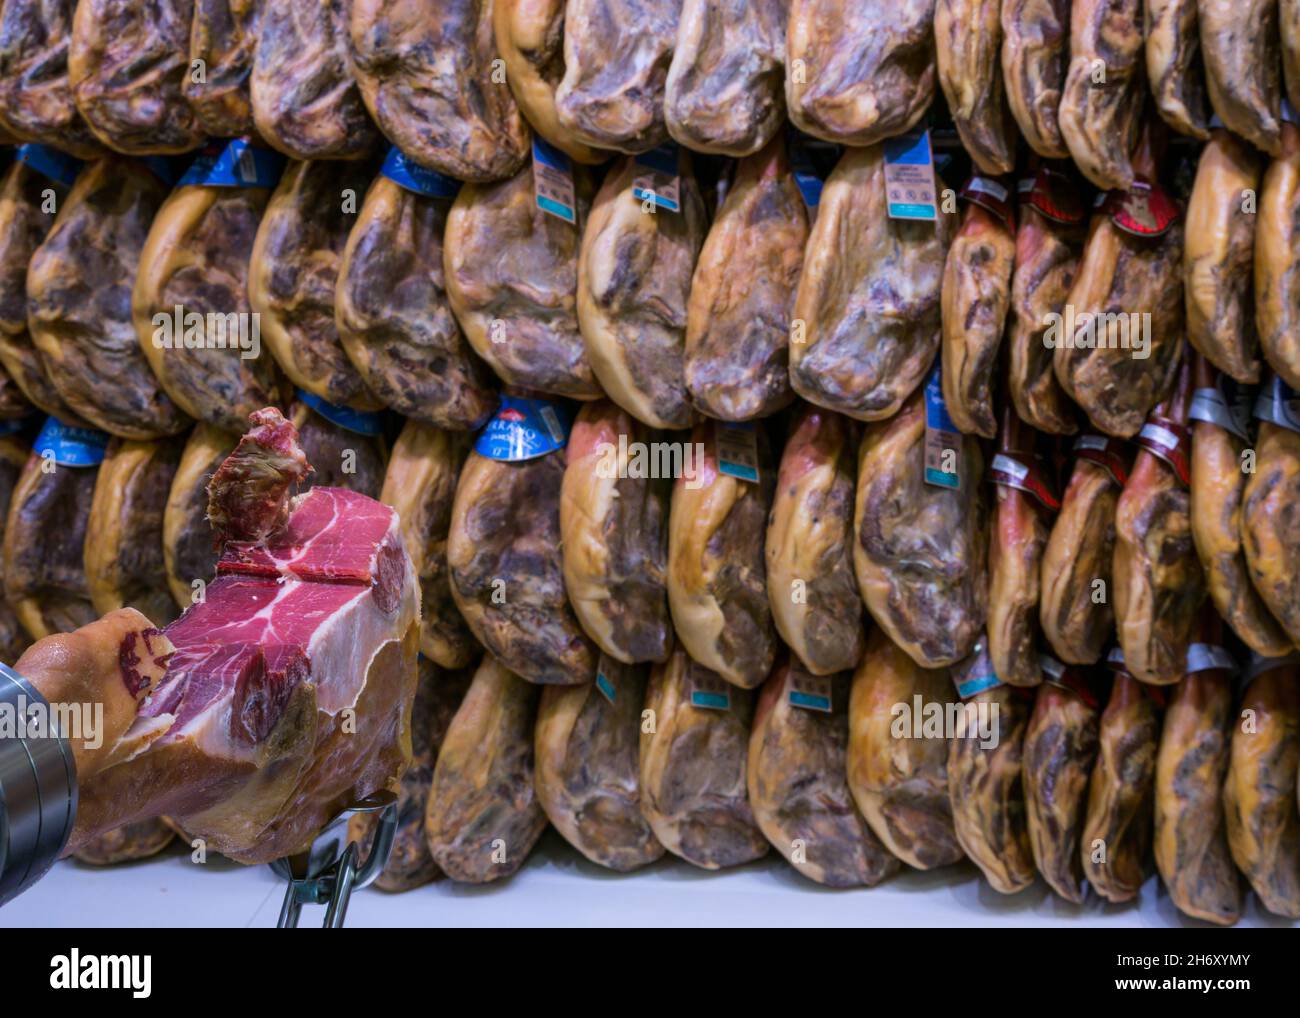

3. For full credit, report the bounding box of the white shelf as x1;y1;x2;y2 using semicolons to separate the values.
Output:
3;829;1293;928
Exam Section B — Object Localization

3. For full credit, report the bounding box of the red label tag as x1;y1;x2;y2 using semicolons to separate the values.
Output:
988;451;1061;511
1072;433;1131;487
960;175;1016;233
1017;163;1086;225
1102;180;1180;237
1136;415;1191;487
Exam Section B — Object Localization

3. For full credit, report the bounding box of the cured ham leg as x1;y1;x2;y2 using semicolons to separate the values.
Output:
1081;666;1160;902
790;145;954;422
847;629;963;870
1255;121;1300;390
1113;357;1206;683
1145;0;1210;139
935;0;1018;175
765;405;864;676
665;0;787;157
1022;668;1101;902
1154;637;1242;924
1040;438;1125;663
940;190;1016;439
1242;414;1300;645
1184;128;1264;383
14;409;421;862
1007;171;1085;434
684;138;804;422
1198;0;1282;156
948;668;1036;893
749;660;900;887
1189;356;1293;656
1058;0;1145;190
1054;123;1185;439
853;391;988;669
1223;655;1300;918
786;0;936;146
987;406;1052;687
1000;0;1070;157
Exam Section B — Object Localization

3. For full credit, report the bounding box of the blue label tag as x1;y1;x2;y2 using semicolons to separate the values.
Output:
532;137;577;224
474;395;572;461
178;139;284;188
381;145;461;199
1282;97;1298;127
923;360;961;489
1254;374;1300;434
714;421;760;483
34;417;109;467
690;688;731;710
297;389;385;437
632;142;682;213
789;688;832;712
15;144;82;188
883;131;938;221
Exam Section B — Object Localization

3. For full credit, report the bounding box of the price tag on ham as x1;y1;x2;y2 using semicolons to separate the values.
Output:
15;143;83;187
923;362;962;489
961;175;1015;232
714;421;760;483
787;672;832;713
33;417;109;467
474;395;573;462
380;144;461;199
532;137;577;225
883;130;938;221
1017;163;1087;225
950;639;1001;699
178;138;284;189
687;662;732;711
631;143;682;213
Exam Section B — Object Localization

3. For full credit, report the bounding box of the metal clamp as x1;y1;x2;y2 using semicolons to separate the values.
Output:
270;790;397;928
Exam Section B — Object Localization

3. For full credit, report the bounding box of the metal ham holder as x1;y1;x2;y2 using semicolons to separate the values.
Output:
270;790;398;928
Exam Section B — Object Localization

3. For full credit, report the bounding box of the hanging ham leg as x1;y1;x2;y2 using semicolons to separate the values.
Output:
765;404;865;676
947;665;1036;893
1080;665;1160;902
940;192;1016;439
1054;123;1185;439
790;145;955;422
1184;128;1264;382
1022;668;1101;902
1059;0;1145;190
1040;440;1125;663
1255;121;1300;390
749;660;900;887
685;138;805;422
1242;415;1300;645
847;628;964;870
1154;638;1242;924
785;0;936;146
935;0;1018;175
854;391;988;669
1223;655;1300;918
1189;356;1294;656
1145;0;1211;139
988;406;1052;687
1199;0;1282;156
665;0;787;157
1000;0;1070;158
1114;356;1206;684
1007;177;1085;435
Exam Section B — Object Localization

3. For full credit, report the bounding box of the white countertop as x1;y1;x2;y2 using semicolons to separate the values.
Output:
4;829;1292;928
